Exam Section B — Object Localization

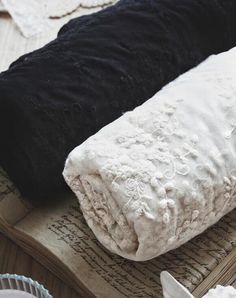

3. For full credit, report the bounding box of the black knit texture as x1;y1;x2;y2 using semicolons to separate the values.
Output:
0;0;236;202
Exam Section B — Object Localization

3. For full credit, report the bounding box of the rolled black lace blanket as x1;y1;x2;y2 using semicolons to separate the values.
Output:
0;0;236;201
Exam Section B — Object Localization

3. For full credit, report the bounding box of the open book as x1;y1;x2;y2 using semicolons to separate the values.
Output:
0;167;235;298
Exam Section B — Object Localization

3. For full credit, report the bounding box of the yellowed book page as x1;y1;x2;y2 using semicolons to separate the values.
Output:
0;168;32;225
17;203;236;298
193;247;236;297
0;173;236;298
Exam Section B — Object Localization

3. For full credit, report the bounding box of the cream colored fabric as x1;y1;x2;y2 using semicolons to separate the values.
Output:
1;0;115;37
63;47;236;261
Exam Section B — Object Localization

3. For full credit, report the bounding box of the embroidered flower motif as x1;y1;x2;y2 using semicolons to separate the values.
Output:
134;201;154;219
190;134;199;144
126;178;141;191
192;210;199;220
129;150;145;160
135;133;152;144
163;212;170;224
163;159;176;179
157;187;167;198
182;220;190;229
184;196;191;205
105;170;115;180
124;177;145;205
116;136;126;144
139;171;151;183
159;199;168;209
118;155;132;165
150;177;159;188
111;181;119;192
174;129;186;138
176;189;185;200
176;164;190;176
159;198;175;209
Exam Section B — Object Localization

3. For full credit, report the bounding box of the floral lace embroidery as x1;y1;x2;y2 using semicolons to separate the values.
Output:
91;91;236;240
63;50;236;260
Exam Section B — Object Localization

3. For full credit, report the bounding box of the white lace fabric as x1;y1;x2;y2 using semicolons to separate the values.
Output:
63;47;236;261
2;0;115;38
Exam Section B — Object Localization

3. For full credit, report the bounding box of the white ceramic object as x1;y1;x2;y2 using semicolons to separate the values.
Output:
0;290;36;297
161;271;236;298
161;271;194;298
0;274;52;298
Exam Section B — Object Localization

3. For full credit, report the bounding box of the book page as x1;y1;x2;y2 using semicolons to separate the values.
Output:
0;168;32;225
193;247;236;297
0;170;235;298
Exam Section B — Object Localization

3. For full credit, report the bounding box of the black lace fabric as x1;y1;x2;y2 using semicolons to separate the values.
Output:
0;0;236;202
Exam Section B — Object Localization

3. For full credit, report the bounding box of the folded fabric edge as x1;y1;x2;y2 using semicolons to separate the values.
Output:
63;168;146;261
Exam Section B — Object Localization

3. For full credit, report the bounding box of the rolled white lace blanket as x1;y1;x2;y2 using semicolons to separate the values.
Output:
63;47;236;261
